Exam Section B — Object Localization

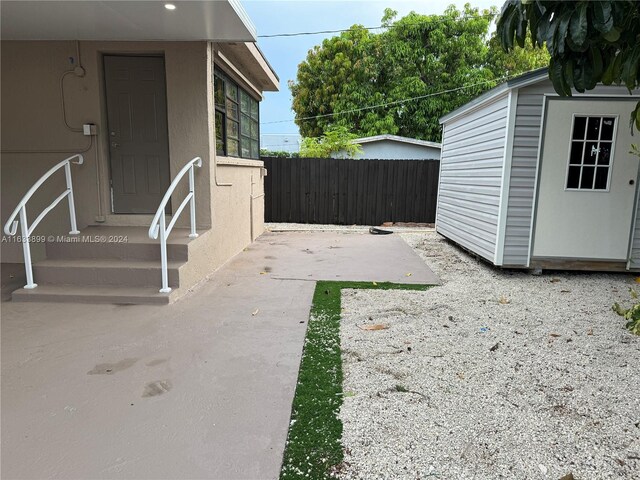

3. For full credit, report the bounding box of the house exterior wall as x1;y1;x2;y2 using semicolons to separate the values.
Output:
436;92;509;263
349;140;441;160
502;79;640;267
1;40;265;275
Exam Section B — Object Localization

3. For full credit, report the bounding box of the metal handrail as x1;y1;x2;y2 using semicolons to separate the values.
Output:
149;156;202;293
3;154;84;289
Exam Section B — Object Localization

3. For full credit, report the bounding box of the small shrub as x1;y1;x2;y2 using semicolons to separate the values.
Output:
612;289;640;335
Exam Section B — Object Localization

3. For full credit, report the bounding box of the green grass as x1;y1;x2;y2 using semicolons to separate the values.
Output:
280;281;431;480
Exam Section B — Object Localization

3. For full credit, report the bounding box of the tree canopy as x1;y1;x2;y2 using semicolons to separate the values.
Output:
289;5;550;142
299;125;363;158
497;0;640;131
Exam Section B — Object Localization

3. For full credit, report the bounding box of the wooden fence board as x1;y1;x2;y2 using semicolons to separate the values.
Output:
261;157;439;225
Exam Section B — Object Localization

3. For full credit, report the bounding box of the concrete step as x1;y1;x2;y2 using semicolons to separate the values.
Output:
11;284;176;305
11;225;204;305
32;259;183;288
45;226;195;262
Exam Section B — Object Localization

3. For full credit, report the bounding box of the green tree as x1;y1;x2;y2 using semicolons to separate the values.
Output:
486;32;550;78
496;0;640;131
290;4;550;142
299;125;363;158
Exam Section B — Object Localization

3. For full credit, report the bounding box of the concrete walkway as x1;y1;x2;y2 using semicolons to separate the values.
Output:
1;231;438;480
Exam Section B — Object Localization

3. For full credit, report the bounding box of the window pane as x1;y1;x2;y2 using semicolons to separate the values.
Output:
226;82;238;100
241;113;251;136
251;140;259;159
251;99;258;119
215;111;225;155
240;137;251;158
240;91;250;114
227;118;238;139
250;119;259;139
594;167;609;190
601;117;615;141
214;77;225;108
572;116;587;140
226;99;238;120
584;142;598;164
598;142;612;165
580;166;595;189
567;166;581;189
586;117;601;140
569;142;583;164
227;139;239;157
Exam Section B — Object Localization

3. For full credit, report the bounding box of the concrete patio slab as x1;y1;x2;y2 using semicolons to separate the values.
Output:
242;231;440;285
1;231;438;480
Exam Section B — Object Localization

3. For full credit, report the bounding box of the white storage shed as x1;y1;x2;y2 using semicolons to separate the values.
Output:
437;68;640;271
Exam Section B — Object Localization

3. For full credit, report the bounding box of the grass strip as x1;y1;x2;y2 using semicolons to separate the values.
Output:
280;281;431;480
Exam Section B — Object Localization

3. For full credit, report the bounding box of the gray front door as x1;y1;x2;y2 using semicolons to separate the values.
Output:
104;55;171;214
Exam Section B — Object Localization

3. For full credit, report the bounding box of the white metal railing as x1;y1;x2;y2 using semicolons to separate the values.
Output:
149;156;202;293
3;154;84;289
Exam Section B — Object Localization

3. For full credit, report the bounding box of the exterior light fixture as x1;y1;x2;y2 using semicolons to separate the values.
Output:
165;3;176;10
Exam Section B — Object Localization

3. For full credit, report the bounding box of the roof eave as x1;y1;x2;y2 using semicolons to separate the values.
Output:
439;68;548;124
0;1;257;42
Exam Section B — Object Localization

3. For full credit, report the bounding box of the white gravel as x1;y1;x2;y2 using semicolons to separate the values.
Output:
338;232;640;480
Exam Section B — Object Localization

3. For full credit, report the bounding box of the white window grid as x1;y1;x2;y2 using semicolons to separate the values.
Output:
565;114;618;192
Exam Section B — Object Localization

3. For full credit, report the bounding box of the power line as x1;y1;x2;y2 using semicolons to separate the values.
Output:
257;13;496;38
258;26;384;38
261;73;517;126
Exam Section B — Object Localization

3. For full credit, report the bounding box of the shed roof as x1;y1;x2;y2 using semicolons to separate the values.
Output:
352;134;441;149
440;68;549;124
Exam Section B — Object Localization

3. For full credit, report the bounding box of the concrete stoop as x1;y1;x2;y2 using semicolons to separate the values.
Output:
11;225;202;305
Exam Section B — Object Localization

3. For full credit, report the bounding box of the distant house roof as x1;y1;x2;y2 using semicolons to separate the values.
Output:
352;134;441;149
440;68;549;124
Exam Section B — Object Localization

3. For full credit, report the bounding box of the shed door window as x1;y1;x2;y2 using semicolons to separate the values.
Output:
566;115;616;190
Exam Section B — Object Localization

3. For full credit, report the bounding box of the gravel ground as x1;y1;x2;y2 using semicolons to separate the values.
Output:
338;233;640;480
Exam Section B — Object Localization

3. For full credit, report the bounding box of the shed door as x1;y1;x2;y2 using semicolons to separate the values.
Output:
533;98;639;261
104;55;171;214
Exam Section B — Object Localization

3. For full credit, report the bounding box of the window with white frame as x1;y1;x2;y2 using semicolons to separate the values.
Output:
214;68;260;159
566;115;616;190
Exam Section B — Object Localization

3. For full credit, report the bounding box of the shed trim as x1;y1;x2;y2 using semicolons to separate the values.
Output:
434;129;446;228
495;88;519;265
626;171;640;269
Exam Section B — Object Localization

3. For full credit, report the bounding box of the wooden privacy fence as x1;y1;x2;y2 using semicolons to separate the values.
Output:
262;156;440;225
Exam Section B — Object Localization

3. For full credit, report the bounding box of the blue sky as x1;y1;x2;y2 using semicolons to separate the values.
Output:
243;0;498;135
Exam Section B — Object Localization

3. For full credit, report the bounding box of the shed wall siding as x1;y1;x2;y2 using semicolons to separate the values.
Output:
501;89;543;266
437;93;509;263
502;79;636;267
629;194;640;270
